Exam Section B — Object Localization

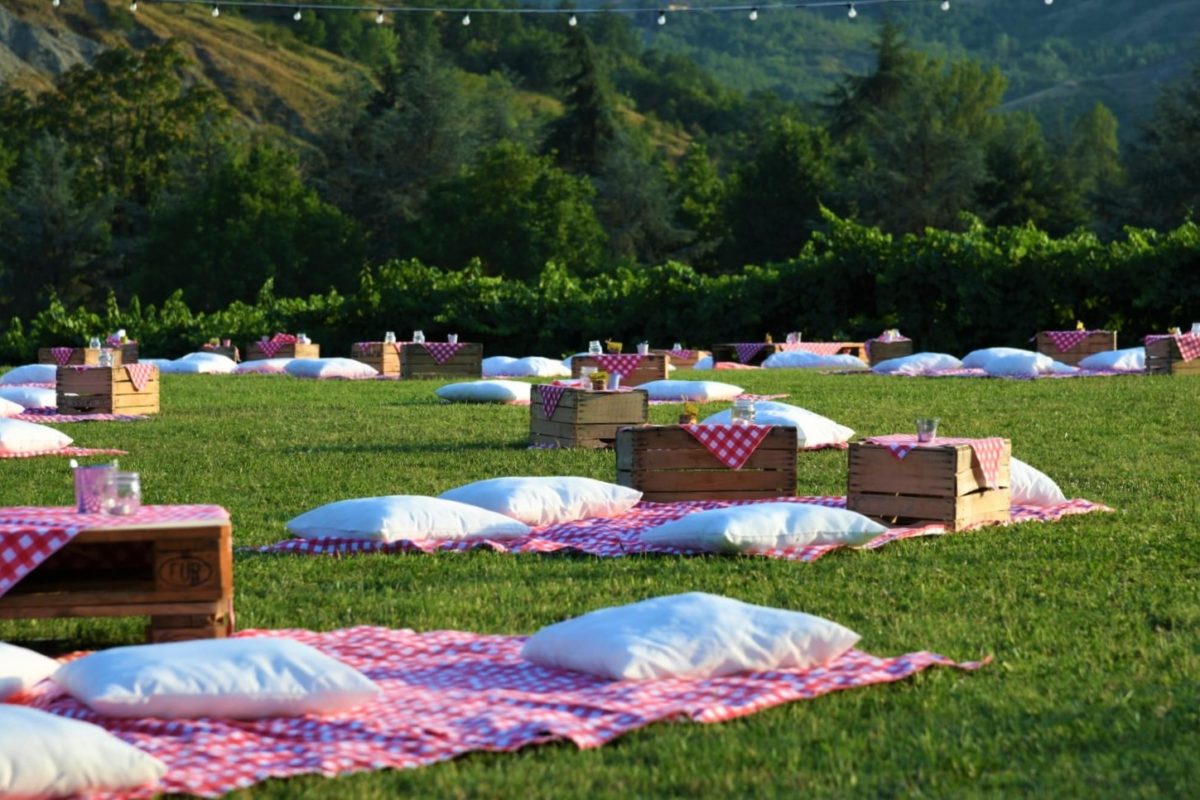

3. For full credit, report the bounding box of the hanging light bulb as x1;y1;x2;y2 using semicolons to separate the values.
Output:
375;9;385;23
657;9;666;25
461;12;470;25
748;7;758;21
568;13;577;26
940;0;950;9
211;3;220;16
129;0;137;11
51;0;61;7
847;2;857;19
1044;0;1053;4
293;8;303;21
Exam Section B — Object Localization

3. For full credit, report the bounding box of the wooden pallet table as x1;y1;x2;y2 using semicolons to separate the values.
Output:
57;365;160;415
353;341;401;376
399;342;483;379
570;354;669;387
530;386;648;449
847;439;1011;530
0;508;234;643
866;339;914;366
1145;335;1200;375
38;346;123;368
651;348;705;369
245;341;320;361
616;425;798;502
1034;331;1117;367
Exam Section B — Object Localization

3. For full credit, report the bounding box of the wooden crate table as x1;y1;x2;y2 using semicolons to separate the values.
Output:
571;353;668;387
1034;330;1117;367
38;346;123;368
246;338;320;361
616;424;798;502
399;341;483;379
0;505;233;643
353;341;401;376
651;348;705;369
713;341;866;365
531;385;648;449
118;342;139;364
848;435;1011;531
866;337;914;366
1145;334;1200;375
57;364;160;415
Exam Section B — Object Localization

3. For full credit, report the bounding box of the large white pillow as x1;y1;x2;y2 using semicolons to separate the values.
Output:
0;418;72;455
639;503;886;553
435;380;531;404
233;357;293;375
1078;347;1145;372
440;476;642;526
986;351;1067;377
0;385;57;409
762;351;869;370
512;356;571;378
286;495;531;543
0;364;56;385
691;355;714;370
164;352;237;374
637;379;743;402
482;355;519;377
961;347;1032;369
520;592;861;680
0;396;23;417
872;352;963;375
284;358;378;380
53;637;381;719
0;705;167;797
0;642;59;700
1010;457;1067;506
700;401;853;448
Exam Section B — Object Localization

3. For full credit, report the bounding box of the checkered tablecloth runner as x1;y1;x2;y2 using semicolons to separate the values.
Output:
1144;333;1200;361
593;353;645;379
732;343;766;364
49;347;75;367
1036;330;1097;352
124;363;157;391
681;423;774;469
0;504;230;529
666;349;694;361
537;384;568;418
14;625;987;799
864;434;1008;489
0;524;79;597
420;342;465;365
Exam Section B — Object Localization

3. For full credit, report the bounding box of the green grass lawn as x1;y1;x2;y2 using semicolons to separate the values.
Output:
2;369;1198;797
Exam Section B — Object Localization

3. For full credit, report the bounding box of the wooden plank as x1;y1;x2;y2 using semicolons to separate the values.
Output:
627;444;796;471
620;425;796;452
0;599;229;618
629;469;794;494
650;349;702;369
867;340;914;366
1035;331;1117;366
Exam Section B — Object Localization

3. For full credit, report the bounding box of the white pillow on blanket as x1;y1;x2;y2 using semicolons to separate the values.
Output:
0;418;72;455
762;351;868;370
0;642;60;700
53;637;381;719
1078;347;1145;372
701;401;853;448
435;380;531;404
872;352;963;375
285;358;378;380
521;592;861;680
286;495;530;543
986;352;1074;377
0;705;167;797
234;357;293;375
440;476;642;526
483;356;569;378
163;352;237;374
1010;457;1067;506
639;503;886;553
0;396;23;417
960;347;1031;369
637;379;743;402
0;386;57;409
482;356;519;376
0;363;56;385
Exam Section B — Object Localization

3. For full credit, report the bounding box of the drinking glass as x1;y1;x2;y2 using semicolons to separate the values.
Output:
105;471;142;516
588;340;602;355
1191;322;1200;335
74;464;116;514
413;330;425;344
916;417;940;443
579;366;596;391
673;342;683;351
637;342;649;355
98;349;113;368
88;336;101;350
731;398;756;425
447;333;459;344
384;331;397;344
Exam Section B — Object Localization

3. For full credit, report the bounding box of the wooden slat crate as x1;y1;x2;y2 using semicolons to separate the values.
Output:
38;347;123;367
245;342;320;361
530;387;648;449
353;342;400;376
570;354;669;387
120;343;139;364
1145;337;1200;375
57;366;160;415
399;342;483;379
616;425;798;502
651;349;704;369
0;520;234;643
847;441;1011;530
1035;331;1117;366
867;340;914;366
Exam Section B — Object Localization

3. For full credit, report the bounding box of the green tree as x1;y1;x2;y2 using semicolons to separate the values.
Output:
1064;103;1126;232
543;29;618;176
979;112;1085;234
1129;59;1200;228
672;143;727;268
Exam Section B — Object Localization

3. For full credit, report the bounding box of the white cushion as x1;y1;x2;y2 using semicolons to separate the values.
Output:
512;357;571;378
637;379;743;402
1010;457;1067;506
0;642;59;700
700;401;854;448
435;380;531;404
0;705;167;797
164;353;237;374
53;637;381;719
520;592;861;680
961;347;1033;369
482;356;519;376
639;503;886;553
0;364;56;385
872;352;963;375
986;351;1064;377
1078;347;1144;372
284;358;378;380
233;357;293;375
0;386;57;409
286;495;531;543
0;397;23;417
440;476;642;526
762;351;868;370
0;418;72;455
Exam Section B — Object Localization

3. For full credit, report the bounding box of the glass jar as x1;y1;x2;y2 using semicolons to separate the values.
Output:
105;471;142;516
98;348;113;367
731;398;756;425
588;340;602;355
88;336;101;350
413;330;425;344
447;333;459;344
384;331;397;344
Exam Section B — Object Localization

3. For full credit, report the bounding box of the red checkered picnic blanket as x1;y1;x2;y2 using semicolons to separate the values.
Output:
0;524;79;596
0;504;229;530
1144;333;1200;361
49;347;76;366
537;384;568;418
1036;330;1101;352
682;423;774;469
14;625;987;798
593;353;645;379
864;434;1008;489
124;363;157;391
0;446;128;460
420;341;465;365
14;410;148;423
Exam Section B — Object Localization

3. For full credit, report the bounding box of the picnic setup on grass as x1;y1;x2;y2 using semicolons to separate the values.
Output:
0;317;1194;799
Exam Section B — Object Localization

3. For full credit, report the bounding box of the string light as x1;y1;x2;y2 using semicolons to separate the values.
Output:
1044;0;1053;4
462;12;470;25
940;0;949;9
847;2;857;19
129;0;138;10
568;13;577;26
375;9;385;23
51;0;61;7
748;7;759;21
657;9;666;25
292;7;302;20
211;3;219;15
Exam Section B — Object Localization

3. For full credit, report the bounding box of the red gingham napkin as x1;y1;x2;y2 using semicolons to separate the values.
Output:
257;333;298;358
537;384;568;418
0;524;79;597
1145;333;1200;361
49;347;75;367
421;342;465;365
1037;330;1093;351
594;353;645;379
864;434;1008;489
682;423;774;470
0;504;229;529
733;343;766;364
124;363;157;391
